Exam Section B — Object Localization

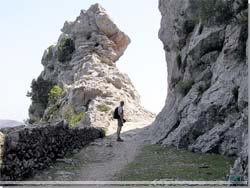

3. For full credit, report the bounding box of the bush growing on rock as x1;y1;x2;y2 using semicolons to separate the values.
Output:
48;85;63;102
57;36;75;62
27;77;54;123
27;77;54;105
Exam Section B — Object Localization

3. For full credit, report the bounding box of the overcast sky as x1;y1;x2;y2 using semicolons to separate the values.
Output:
0;0;167;121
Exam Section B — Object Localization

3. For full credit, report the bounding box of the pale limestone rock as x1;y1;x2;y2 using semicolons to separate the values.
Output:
28;4;154;131
151;0;248;179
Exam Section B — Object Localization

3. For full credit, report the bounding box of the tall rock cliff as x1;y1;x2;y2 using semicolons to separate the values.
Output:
27;4;153;129
152;0;248;179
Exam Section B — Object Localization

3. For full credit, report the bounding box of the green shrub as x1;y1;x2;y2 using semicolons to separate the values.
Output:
27;76;54;121
57;36;75;62
97;104;110;113
65;106;84;126
27;77;54;104
177;79;195;95
48;85;63;102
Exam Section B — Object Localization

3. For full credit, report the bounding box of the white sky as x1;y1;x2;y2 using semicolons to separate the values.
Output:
0;0;167;121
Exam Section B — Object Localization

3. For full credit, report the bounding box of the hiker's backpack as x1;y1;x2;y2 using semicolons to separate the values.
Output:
113;107;119;119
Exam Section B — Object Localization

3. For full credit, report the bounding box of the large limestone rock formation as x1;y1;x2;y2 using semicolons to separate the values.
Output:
152;0;248;179
28;4;153;129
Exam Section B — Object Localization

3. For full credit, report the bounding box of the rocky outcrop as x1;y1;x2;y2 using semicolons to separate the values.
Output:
0;121;104;180
5;3;154;181
27;3;153;129
152;0;248;180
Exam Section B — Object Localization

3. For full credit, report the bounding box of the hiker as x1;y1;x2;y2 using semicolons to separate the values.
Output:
113;101;126;142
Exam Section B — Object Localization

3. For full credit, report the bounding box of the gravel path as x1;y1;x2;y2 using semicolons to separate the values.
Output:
29;120;153;181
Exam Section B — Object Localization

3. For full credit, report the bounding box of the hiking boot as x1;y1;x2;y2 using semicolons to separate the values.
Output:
116;138;124;142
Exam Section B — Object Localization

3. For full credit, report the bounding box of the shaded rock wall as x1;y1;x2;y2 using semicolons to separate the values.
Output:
152;0;248;180
0;121;103;180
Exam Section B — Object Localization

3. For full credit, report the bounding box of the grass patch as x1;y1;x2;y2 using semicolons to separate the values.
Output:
115;144;234;181
97;104;110;113
65;106;84;127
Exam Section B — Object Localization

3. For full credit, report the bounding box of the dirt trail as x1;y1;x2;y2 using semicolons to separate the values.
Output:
29;120;153;181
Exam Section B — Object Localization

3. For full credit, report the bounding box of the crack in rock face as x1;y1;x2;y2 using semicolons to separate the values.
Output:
28;3;154;130
152;0;248;180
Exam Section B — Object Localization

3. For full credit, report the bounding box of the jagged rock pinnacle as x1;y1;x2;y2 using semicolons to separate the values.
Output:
28;4;154;129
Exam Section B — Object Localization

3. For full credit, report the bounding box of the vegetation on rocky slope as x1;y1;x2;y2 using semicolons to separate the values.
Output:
57;36;75;62
65;106;84;126
48;85;63;103
27;76;54;123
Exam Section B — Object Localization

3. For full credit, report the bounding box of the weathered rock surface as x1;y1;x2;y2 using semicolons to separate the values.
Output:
152;0;248;180
0;121;104;180
27;3;153;129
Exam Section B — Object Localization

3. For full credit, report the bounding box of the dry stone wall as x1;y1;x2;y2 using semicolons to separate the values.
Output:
0;121;104;180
